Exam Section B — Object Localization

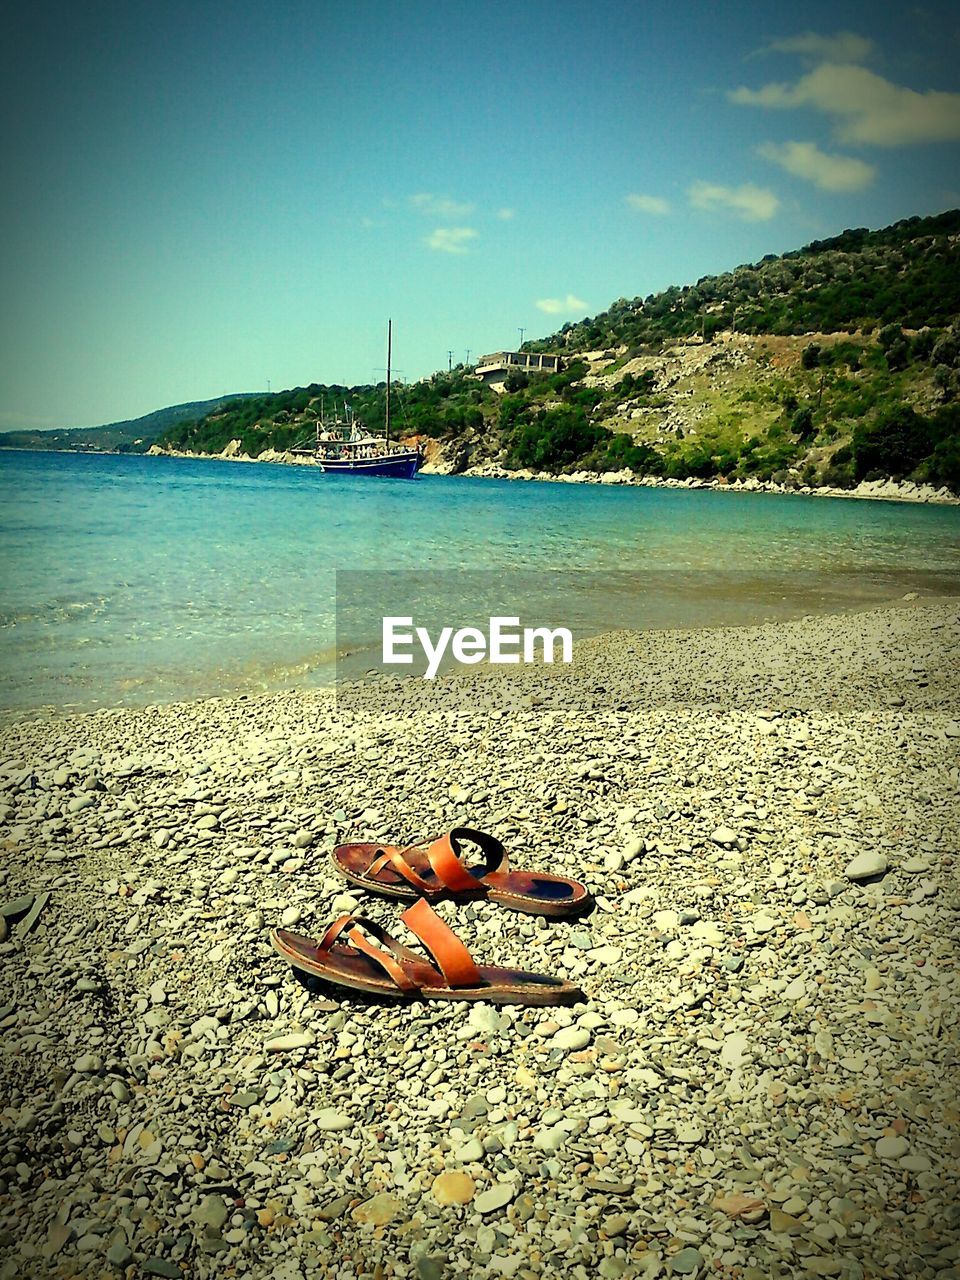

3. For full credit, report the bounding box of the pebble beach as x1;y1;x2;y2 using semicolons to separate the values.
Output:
1;601;958;1280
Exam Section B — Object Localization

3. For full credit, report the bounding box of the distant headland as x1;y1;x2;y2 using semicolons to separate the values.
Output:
5;209;960;498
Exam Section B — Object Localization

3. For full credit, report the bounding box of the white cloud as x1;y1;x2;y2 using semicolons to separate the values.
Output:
424;226;478;254
730;64;960;146
625;193;671;215
688;181;779;221
495;207;515;220
756;30;875;64
410;193;475;218
536;294;587;316
756;140;875;191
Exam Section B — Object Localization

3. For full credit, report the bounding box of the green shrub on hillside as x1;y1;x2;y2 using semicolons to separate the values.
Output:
852;405;935;479
918;433;960;487
507;406;608;470
584;433;664;474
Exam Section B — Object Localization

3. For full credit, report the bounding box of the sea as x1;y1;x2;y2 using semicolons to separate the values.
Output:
1;449;959;715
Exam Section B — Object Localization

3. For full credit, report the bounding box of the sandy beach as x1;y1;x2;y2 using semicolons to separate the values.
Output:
1;602;958;1279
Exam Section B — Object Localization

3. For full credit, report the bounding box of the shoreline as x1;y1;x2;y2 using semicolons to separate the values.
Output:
141;444;960;506
1;602;957;1278
4;593;958;728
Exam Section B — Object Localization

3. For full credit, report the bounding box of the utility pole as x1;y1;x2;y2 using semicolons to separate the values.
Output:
448;350;453;373
465;348;471;366
267;379;271;393
518;327;525;349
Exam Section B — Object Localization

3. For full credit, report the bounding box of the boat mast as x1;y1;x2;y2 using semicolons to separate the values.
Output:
385;318;392;446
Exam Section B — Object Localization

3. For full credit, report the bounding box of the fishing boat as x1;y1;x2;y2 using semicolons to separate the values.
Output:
299;321;423;478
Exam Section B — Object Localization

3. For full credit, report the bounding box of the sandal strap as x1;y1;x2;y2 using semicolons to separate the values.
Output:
317;913;419;993
365;846;435;894
346;927;419;992
400;897;483;988
423;828;507;894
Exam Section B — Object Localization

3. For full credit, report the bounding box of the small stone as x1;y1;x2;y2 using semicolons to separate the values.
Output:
804;1261;844;1277
431;1171;476;1206
602;1213;630;1236
105;1240;133;1268
675;1122;704;1145
900;1154;932;1173
73;1053;103;1074
533;1125;568;1153
844;851;888;882
314;1108;353;1132
653;909;679;932
280;905;302;927
317;1194;352;1222
670;1247;703;1274
902;855;930;874
710;826;737;846
230;1091;259;1108
45;1222;71;1255
713;1191;766;1220
143;1261;182;1279
416;1259;447;1280
876;1135;909;1160
352;1191;402;1225
264;1031;315;1052
552;1026;590;1052
720;1032;749;1069
588;944;622;963
690;921;724;946
770;1208;804;1234
599;1258;628;1280
475;1182;518;1214
454;1136;484;1162
193;1195;229;1230
864;967;883;993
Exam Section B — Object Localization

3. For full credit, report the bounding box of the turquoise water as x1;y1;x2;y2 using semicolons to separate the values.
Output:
1;450;959;712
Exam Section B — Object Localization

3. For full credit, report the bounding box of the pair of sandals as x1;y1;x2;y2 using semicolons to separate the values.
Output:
271;827;592;1006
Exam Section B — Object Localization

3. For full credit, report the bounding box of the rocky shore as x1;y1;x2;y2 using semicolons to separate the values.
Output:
1;603;959;1279
144;444;959;506
447;463;959;507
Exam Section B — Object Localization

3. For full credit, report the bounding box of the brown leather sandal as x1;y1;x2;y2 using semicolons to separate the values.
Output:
272;897;583;1005
332;828;592;918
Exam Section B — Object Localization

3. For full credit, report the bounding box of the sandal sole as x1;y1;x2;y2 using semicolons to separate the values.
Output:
273;931;582;1007
333;860;592;919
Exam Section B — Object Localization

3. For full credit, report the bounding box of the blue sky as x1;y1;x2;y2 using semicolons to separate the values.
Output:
2;0;959;428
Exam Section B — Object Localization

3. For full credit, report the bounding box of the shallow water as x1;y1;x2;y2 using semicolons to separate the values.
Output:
1;450;958;711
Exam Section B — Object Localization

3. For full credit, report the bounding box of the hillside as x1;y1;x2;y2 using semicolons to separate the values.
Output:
156;210;960;491
0;394;259;453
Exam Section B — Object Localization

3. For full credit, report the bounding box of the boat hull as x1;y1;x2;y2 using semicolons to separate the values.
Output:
318;451;422;479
